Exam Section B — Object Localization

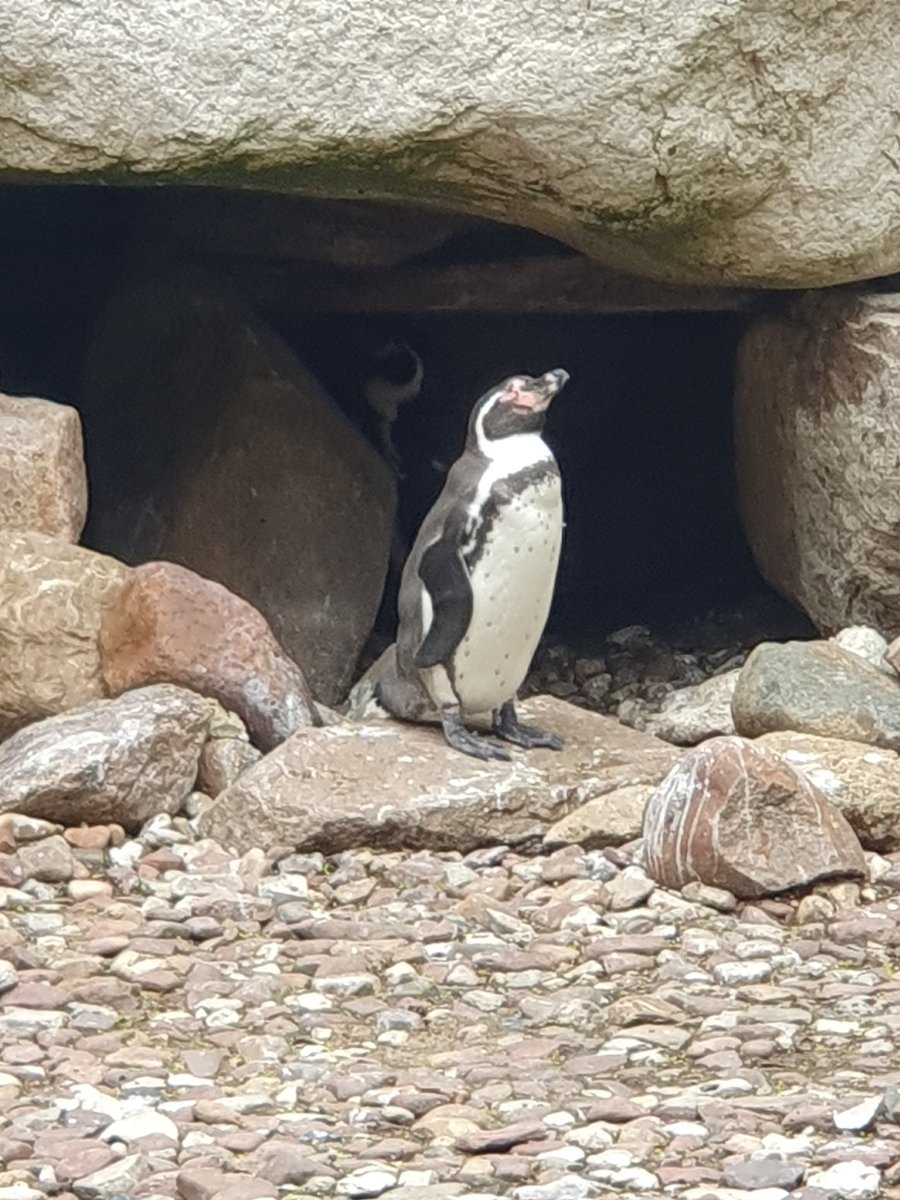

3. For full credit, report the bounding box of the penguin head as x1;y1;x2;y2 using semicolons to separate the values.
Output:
469;368;569;450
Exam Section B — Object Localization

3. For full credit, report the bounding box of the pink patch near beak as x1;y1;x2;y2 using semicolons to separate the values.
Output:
511;389;550;413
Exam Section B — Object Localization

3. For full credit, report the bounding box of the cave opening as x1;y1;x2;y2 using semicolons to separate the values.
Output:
0;184;812;709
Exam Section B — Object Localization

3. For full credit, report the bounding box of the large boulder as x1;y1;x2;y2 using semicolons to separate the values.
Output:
642;736;866;899
0;685;210;831
199;697;682;854
0;532;129;739
2;4;898;287
735;293;900;634
82;272;395;705
732;639;900;752
0;394;87;540
99;560;319;752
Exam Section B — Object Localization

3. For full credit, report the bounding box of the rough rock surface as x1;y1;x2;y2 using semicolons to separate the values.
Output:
0;685;210;830
0;803;898;1198
0;393;87;540
642;736;867;898
2;5;899;286
99;560;320;752
834;625;893;675
543;784;656;851
83;273;395;705
758;731;900;854
884;632;900;680
0;531;129;738
200;697;682;854
643;669;739;745
736;293;900;633
732;639;900;751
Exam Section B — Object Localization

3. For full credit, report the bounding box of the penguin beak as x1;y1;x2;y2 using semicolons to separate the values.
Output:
511;368;570;413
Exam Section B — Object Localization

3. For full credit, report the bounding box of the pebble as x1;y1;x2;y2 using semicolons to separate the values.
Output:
806;1161;882;1199
833;1095;883;1132
722;1159;806;1190
337;1168;399;1197
0;962;19;993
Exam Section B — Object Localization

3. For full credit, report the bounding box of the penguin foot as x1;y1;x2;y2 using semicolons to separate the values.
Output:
441;711;510;762
493;702;564;751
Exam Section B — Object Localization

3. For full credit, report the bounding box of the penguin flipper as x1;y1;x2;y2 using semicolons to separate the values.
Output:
414;539;472;670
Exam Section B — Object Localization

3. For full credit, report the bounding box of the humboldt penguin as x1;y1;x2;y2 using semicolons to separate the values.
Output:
375;368;569;761
362;338;425;473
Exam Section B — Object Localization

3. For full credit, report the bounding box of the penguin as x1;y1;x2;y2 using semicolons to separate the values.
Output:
362;338;425;474
374;368;570;761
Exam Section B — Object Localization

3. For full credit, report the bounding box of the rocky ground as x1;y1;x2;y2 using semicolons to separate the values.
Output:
0;813;898;1200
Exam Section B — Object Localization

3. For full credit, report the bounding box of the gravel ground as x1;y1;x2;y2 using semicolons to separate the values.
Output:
0;815;899;1200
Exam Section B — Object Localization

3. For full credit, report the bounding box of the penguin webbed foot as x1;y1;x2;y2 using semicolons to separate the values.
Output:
493;701;564;751
441;710;510;762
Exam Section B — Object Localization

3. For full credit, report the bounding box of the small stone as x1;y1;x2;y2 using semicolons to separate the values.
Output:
544;785;655;850
605;866;655;910
645;669;739;745
15;835;75;883
681;881;738;911
64;825;112;850
713;960;774;986
564;1121;614;1152
515;1178;596;1200
795;893;835;924
336;1168;398;1197
73;1151;148;1197
722;1159;806;1190
252;1141;324;1186
833;1095;883;1132
834;625;892;672
806;1160;881;1200
456;1119;545;1154
101;1108;180;1144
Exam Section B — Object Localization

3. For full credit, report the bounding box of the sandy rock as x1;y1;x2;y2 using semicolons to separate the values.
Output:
99;560;319;751
543;784;656;850
15;835;75;883
732;639;900;751
199;697;681;854
0;532;129;739
642;735;866;899
5;4;900;287
757;731;900;853
83;272;395;704
0;685;209;831
644;669;739;745
736;293;900;633
0;394;87;541
834;626;892;675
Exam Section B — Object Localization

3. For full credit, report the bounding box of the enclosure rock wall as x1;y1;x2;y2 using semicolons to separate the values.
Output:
1;0;898;287
735;292;900;639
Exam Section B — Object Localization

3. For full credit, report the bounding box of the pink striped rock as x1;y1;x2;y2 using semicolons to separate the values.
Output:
642;736;866;899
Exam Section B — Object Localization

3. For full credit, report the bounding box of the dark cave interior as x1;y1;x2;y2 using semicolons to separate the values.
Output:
0;184;804;653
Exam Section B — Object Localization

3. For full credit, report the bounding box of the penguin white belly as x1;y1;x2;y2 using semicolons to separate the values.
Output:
452;476;562;715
